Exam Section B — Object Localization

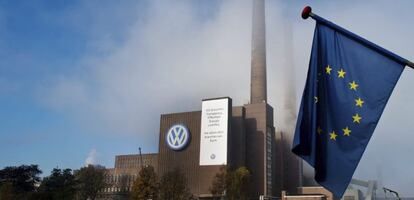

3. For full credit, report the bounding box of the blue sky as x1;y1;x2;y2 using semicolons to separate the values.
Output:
0;0;222;173
0;0;149;170
1;0;414;196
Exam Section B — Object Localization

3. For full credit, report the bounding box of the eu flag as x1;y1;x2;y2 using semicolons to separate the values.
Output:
292;20;406;197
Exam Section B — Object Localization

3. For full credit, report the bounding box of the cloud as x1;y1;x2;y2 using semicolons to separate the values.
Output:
39;0;297;137
85;149;98;166
38;0;253;142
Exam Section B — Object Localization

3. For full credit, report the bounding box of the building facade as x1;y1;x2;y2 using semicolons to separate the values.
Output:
100;154;157;199
100;99;285;199
156;101;279;198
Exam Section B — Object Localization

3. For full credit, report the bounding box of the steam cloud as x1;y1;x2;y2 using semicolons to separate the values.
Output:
85;149;98;166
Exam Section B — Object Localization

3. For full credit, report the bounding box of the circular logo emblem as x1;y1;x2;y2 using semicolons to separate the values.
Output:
166;124;190;151
210;154;216;160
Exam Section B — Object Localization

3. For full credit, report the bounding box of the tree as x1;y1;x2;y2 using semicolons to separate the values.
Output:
226;167;250;200
210;166;227;199
210;166;251;200
0;164;42;199
74;165;106;200
159;168;193;200
130;165;159;200
37;168;77;200
0;182;14;200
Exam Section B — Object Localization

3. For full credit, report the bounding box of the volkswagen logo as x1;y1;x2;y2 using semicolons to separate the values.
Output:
210;154;216;160
166;124;190;151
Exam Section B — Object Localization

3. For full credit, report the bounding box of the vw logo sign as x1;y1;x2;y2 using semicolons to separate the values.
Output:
166;124;190;151
210;154;216;160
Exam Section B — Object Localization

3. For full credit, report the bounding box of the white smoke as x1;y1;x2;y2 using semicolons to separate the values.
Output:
265;1;298;135
38;0;253;148
85;149;98;166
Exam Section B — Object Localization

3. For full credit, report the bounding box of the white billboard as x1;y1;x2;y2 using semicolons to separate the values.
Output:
199;98;230;166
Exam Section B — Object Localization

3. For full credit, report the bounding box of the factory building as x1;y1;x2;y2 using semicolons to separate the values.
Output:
101;0;302;199
157;98;277;197
100;154;157;199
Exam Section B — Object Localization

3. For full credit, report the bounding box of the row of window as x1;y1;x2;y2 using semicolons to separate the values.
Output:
116;157;154;168
102;186;132;193
105;174;137;184
265;130;273;192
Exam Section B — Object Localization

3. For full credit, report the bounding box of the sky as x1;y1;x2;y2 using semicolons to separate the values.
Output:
1;0;414;196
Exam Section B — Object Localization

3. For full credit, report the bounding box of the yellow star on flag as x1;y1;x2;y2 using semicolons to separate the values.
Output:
355;98;364;107
337;68;346;78
352;114;362;123
317;126;322;134
330;131;338;140
343;127;351;136
326;65;332;75
349;81;359;91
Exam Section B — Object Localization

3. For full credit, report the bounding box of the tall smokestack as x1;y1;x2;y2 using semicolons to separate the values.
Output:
250;0;267;104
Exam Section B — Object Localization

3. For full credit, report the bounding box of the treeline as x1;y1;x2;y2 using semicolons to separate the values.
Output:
131;165;251;200
0;164;106;200
0;164;251;200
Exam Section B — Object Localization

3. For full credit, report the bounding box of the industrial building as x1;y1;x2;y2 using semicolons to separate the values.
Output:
101;0;302;199
100;154;158;198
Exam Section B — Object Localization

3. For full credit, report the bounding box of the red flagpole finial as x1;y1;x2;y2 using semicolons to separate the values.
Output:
302;6;312;19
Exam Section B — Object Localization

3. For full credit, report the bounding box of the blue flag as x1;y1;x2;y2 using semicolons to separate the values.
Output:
292;21;405;197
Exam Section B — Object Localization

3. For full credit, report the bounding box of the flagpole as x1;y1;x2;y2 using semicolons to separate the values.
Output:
301;6;414;70
408;61;414;69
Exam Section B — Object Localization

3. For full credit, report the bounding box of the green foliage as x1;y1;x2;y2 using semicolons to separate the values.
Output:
210;166;227;198
130;165;159;200
74;165;106;200
210;166;251;200
0;164;42;199
226;167;250;200
159;168;194;200
37;168;77;200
